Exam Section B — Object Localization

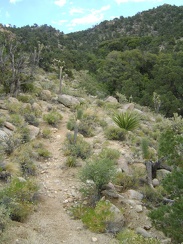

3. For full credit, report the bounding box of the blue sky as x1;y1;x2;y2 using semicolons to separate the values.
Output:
0;0;182;33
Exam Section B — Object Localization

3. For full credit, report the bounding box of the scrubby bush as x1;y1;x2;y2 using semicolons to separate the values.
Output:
24;113;39;126
17;126;30;144
78;114;97;137
65;156;77;167
17;94;34;104
117;229;160;244
113;172;138;191
105;126;126;141
141;185;165;207
43;111;63;127
0;178;38;222
0;205;10;232
0;134;18;155
81;200;113;233
42;128;52;139
64;133;91;159
0;117;5;127
80;157;116;196
98;147;120;164
9;114;24;126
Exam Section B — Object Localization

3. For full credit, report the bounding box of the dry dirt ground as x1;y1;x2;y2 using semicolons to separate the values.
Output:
1;112;118;244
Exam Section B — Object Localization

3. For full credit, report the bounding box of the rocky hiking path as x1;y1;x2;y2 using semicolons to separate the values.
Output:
5;113;118;244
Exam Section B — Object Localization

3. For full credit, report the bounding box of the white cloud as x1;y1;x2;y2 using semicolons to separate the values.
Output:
69;7;84;15
68;5;111;27
54;0;67;7
9;0;22;3
52;19;68;26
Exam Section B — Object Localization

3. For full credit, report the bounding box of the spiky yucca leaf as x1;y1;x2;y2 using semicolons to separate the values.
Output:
113;111;140;131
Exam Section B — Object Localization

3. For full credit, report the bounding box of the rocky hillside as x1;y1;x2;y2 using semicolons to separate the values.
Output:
0;68;182;243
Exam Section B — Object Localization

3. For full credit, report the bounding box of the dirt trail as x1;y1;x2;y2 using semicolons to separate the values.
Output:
5;113;118;244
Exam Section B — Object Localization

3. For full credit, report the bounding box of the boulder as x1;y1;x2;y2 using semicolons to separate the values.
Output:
8;97;19;104
101;189;119;199
41;90;52;101
157;169;171;181
0;130;8;140
105;96;118;104
4;122;15;131
123;103;135;111
32;102;42;112
27;125;40;140
126;189;143;201
0;100;7;109
136;227;152;238
106;202;125;234
58;94;80;107
152;178;160;187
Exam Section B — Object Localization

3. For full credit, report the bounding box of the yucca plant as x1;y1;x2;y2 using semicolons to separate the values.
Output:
113;111;140;131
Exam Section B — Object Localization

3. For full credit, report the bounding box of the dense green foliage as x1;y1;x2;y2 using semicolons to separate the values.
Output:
1;4;183;116
149;115;183;243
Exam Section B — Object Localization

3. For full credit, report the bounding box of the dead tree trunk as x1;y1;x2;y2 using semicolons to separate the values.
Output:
145;158;172;187
145;161;153;188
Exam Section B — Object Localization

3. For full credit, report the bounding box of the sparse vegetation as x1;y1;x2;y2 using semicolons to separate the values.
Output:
105;126;126;141
0;178;38;222
43;110;63;127
64;133;91;159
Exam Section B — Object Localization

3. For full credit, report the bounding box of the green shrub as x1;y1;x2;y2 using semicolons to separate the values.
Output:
0;205;10;231
17;126;30;144
141;185;165;206
24;113;39;126
0;134;18;155
113;172;138;191
0;178;38;222
80;157;116;195
70;203;87;219
105;126;126;141
43;111;63;127
20;82;36;93
9;114;24;126
17;94;34;104
117;229;160;244
0;117;5;127
67;119;75;131
42;128;52;139
141;138;151;160
98;148;120;164
149;168;183;243
149;197;183;243
113;111;140;131
64;133;91;159
78;115;96;137
36;147;51;159
81;200;113;233
65;156;77;167
158;128;183;166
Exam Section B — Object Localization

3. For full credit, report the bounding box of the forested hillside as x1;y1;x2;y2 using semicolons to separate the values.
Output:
1;4;183;116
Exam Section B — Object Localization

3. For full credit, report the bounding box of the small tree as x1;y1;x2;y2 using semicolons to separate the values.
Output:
80;158;116;197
